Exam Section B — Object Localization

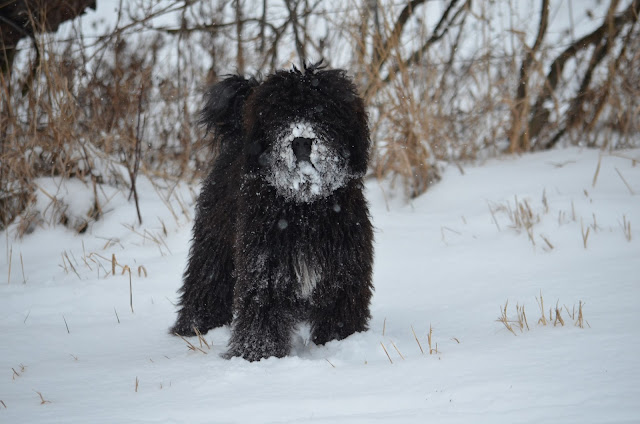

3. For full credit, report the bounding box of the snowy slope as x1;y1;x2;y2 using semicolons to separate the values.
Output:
1;148;639;423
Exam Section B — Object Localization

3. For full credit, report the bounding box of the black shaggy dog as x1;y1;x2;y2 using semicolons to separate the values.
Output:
170;63;374;361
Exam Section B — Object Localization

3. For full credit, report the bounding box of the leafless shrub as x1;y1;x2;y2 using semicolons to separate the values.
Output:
1;0;638;232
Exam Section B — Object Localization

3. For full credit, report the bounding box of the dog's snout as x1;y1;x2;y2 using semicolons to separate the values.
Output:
292;137;312;163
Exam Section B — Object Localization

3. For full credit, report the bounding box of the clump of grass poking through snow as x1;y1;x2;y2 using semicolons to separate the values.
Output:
488;195;542;246
497;300;523;335
497;292;589;334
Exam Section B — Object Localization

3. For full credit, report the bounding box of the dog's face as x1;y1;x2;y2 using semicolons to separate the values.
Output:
244;65;369;203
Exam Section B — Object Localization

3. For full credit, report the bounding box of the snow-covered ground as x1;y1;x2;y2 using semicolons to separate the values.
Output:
1;148;639;423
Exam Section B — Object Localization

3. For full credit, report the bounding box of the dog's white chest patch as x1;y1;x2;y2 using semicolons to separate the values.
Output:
294;254;320;299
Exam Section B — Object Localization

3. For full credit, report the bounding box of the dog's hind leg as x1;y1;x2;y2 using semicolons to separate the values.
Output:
170;234;235;336
170;178;237;336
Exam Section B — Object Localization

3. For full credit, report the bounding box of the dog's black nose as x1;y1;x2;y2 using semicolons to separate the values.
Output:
292;137;312;163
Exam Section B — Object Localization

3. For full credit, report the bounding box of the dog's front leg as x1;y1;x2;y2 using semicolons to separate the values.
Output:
309;237;374;346
224;261;299;361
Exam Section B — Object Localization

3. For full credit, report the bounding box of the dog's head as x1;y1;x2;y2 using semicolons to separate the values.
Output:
242;63;370;203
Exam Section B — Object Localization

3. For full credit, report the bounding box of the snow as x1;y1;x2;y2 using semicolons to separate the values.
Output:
2;147;640;423
267;121;348;203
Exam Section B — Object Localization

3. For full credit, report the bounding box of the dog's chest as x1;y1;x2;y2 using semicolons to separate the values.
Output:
294;254;320;299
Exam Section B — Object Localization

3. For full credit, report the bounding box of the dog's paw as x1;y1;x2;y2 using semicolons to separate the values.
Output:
169;314;206;337
224;335;290;362
170;309;231;337
169;320;198;337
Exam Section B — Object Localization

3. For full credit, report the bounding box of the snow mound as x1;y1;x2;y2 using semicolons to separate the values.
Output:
1;147;639;423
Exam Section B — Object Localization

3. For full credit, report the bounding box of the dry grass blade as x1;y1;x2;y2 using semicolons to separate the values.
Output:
536;291;547;326
411;325;424;354
620;215;632;241
380;342;393;364
592;156;602;187
540;234;554;250
174;333;208;354
390;340;405;360
192;326;211;350
81;241;92;270
488;202;501;231
614;167;635;195
581;219;590;249
20;252;26;284
0;400;6;408
427;324;438;353
564;304;575;320
34;391;51;405
325;358;336;368
442;226;461;235
174;192;191;220
135;377;139;393
517;303;530;331
382;317;386;336
554;301;565;327
591;213;599;232
127;267;134;313
7;246;12;284
114;307;120;324
62;315;70;334
576;300;585;328
497;301;517;335
64;251;81;279
138;265;148;277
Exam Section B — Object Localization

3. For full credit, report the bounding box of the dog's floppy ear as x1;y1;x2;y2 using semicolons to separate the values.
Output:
199;75;259;135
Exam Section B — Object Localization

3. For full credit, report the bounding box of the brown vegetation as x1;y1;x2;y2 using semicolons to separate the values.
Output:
1;0;638;233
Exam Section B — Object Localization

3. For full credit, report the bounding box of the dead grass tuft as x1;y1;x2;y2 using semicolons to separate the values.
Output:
500;292;588;334
489;196;541;245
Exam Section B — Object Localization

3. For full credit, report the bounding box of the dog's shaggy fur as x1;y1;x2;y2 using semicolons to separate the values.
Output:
170;63;374;361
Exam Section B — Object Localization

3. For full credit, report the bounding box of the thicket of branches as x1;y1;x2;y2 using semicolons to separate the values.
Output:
1;0;639;232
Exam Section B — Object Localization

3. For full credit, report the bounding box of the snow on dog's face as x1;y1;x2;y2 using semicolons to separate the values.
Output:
243;63;370;203
264;121;348;203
